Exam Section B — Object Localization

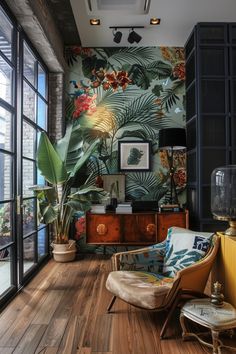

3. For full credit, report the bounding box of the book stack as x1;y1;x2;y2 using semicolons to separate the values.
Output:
90;204;106;213
116;203;132;214
159;204;182;212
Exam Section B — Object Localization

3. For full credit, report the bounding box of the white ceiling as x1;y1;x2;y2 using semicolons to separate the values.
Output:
70;0;236;47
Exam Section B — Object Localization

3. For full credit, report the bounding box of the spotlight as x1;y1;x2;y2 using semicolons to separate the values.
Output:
150;18;161;25
113;30;122;43
128;30;142;44
90;18;100;25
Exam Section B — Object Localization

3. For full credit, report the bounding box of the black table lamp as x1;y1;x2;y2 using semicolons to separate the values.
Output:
159;128;186;205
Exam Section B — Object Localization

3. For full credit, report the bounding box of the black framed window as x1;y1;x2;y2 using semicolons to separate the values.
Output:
0;1;49;306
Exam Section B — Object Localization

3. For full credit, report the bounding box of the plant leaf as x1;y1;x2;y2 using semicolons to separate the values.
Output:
54;124;73;163
69;139;99;178
42;205;58;224
66;200;91;212
37;132;67;185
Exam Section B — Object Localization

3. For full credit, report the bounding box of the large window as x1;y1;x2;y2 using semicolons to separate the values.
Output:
0;2;49;306
0;3;16;299
21;39;49;276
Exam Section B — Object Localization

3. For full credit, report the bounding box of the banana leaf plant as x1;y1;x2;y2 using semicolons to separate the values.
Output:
32;124;106;244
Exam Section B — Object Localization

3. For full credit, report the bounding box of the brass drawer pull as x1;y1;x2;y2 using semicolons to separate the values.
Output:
146;223;156;235
96;223;108;235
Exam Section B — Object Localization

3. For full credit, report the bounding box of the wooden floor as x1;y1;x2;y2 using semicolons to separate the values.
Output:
0;255;235;354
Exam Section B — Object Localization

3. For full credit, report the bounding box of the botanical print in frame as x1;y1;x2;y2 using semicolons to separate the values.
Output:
102;174;126;202
118;141;151;172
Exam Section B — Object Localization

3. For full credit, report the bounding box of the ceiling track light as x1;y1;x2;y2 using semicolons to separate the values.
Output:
128;29;142;44
109;26;145;29
113;28;122;43
109;26;144;44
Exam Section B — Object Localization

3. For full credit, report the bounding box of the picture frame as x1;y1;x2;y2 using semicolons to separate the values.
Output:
118;141;151;171
102;174;126;202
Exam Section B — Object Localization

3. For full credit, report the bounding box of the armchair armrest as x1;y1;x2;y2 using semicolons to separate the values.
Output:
163;235;220;307
112;240;166;272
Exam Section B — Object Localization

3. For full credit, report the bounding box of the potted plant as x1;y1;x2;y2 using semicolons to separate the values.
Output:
32;124;106;262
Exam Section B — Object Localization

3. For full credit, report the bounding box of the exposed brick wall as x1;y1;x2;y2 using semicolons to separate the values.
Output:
48;72;65;142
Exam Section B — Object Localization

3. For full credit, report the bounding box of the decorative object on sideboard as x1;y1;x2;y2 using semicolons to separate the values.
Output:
105;178;120;212
159;128;186;206
211;165;236;236
103;174;126;203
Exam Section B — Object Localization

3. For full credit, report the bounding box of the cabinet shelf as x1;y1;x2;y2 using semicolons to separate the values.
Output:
185;47;195;63
185;22;235;231
186;80;196;93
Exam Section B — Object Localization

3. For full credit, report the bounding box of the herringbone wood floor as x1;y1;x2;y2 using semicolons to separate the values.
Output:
0;255;235;354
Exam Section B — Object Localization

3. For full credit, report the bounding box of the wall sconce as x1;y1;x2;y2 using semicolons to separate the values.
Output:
109;26;144;44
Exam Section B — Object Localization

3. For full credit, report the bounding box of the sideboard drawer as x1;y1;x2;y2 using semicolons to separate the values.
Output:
122;214;156;243
86;214;120;243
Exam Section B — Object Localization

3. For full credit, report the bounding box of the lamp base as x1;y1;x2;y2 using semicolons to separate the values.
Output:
225;220;236;237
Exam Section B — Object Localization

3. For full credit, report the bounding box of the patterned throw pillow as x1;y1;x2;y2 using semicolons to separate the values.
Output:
162;227;213;277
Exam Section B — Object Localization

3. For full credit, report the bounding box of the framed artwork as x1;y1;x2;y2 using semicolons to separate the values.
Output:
118;141;151;171
102;174;126;202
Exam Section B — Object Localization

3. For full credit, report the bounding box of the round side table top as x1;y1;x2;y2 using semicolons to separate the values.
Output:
181;298;236;330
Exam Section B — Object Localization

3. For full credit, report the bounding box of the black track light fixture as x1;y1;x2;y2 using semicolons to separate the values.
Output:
128;30;142;44
109;26;144;44
113;29;122;43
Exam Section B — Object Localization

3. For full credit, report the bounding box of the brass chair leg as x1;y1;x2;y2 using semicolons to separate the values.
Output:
107;295;117;312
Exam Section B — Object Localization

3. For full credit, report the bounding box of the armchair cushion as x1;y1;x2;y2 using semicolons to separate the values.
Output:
163;227;213;277
106;271;174;309
117;241;166;273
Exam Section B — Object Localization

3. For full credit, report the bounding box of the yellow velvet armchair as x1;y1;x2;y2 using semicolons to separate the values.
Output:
106;227;220;338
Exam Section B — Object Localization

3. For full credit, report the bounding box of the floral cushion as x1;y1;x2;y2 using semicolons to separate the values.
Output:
118;241;166;273
162;227;213;277
106;271;174;309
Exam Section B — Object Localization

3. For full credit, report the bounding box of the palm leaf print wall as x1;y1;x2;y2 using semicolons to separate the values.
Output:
65;47;186;247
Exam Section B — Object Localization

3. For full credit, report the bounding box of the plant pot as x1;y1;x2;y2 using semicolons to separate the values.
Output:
52;239;76;262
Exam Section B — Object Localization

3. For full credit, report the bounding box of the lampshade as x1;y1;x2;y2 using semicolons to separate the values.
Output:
159;128;186;150
211;165;236;236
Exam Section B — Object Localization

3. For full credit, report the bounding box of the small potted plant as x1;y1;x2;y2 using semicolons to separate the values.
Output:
32;124;106;262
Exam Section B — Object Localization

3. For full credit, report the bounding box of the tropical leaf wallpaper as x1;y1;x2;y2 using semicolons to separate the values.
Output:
65;46;186;253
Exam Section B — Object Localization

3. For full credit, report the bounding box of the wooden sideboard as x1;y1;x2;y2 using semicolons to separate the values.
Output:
86;210;189;246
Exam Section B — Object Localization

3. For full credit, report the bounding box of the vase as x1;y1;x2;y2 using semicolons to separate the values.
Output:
52;239;76;262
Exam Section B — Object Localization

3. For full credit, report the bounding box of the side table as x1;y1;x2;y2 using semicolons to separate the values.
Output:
180;298;236;354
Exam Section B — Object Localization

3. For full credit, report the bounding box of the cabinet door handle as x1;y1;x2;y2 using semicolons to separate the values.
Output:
146;223;156;235
96;223;108;235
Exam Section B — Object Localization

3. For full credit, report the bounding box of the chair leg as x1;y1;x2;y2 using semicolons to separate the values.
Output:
160;289;207;339
107;296;117;313
160;293;181;339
